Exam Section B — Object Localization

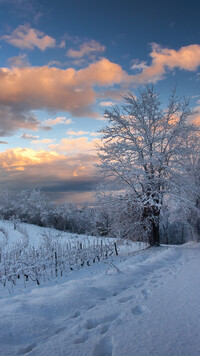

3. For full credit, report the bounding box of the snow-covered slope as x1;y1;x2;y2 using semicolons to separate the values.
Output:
0;234;200;355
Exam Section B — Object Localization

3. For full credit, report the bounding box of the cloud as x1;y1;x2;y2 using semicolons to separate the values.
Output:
59;40;66;48
0;140;8;144
0;44;199;136
98;89;126;101
67;130;90;136
1;24;56;51
0;104;39;136
67;40;105;58
8;53;30;68
99;101;114;107
43;117;72;126
32;138;56;144
47;60;63;67
130;43;200;83
66;130;100;137
0;147;99;202
0;58;126;118
21;133;39;140
0;148;61;170
49;137;100;155
90;132;100;137
191;106;200;125
131;60;147;72
40;126;52;132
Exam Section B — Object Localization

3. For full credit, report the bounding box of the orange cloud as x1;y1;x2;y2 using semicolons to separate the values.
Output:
49;137;100;155
0;58;126;116
0;148;61;171
131;44;200;83
2;25;56;51
0;44;199;137
0;147;99;202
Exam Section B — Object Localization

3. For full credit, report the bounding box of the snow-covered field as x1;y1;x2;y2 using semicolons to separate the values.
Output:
0;221;200;355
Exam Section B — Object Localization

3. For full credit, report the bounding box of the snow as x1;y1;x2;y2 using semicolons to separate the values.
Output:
0;221;200;355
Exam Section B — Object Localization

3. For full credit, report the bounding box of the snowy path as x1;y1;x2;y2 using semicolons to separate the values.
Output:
0;244;200;355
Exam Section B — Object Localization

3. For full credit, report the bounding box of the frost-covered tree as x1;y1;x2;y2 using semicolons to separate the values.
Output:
97;86;200;245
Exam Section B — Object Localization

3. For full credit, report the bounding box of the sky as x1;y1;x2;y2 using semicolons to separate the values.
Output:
0;0;199;203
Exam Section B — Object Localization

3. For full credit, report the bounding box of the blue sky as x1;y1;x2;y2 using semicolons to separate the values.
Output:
0;0;199;203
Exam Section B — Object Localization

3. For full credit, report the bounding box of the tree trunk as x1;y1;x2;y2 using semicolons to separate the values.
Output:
149;218;160;246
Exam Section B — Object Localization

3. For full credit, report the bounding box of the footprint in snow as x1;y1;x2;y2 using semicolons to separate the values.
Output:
118;295;133;303
72;311;80;318
92;337;113;356
85;313;119;331
131;305;147;315
100;324;110;335
85;319;99;330
55;326;65;334
141;289;149;299
17;343;37;355
73;333;88;344
150;278;158;284
87;305;95;310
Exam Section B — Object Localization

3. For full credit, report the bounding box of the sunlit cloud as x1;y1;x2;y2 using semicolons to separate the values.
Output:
43;117;72;126
99;101;114;107
49;137;100;155
90;132;101;137
130;43;200;83
0;59;126;119
32;138;56;145
0;45;200;138
0;148;61;170
1;24;56;51
0;147;99;202
67;40;105;58
67;130;90;136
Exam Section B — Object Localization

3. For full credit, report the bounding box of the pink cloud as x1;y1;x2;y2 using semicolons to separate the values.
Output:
130;43;200;83
2;24;56;51
67;40;105;58
0;59;126;116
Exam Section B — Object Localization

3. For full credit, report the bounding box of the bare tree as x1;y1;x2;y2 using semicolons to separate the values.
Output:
96;86;199;246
